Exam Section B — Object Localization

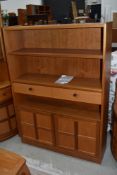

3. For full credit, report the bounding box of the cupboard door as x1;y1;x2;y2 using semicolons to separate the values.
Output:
55;115;75;150
57;133;75;150
21;124;36;139
20;110;34;125
78;121;99;156
36;112;52;129
57;116;74;134
19;110;36;140
37;129;53;145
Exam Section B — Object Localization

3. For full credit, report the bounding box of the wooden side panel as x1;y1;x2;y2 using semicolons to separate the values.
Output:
100;23;112;159
3;30;25;52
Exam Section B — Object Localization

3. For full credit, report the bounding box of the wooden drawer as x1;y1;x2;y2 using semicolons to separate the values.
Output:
36;112;52;129
78;136;96;156
56;116;74;134
8;104;15;116
13;83;52;98
0;87;12;103
10;117;17;130
20;110;34;125
78;121;98;138
0;121;10;134
38;129;53;145
53;88;101;104
0;107;8;121
21;124;36;139
57;133;75;150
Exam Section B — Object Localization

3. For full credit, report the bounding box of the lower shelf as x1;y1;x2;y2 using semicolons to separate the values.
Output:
16;99;101;162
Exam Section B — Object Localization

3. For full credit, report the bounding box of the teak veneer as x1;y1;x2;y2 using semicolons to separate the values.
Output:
3;23;112;163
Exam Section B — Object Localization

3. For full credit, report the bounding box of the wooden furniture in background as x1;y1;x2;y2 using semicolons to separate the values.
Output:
111;82;117;160
0;37;17;140
3;23;112;163
112;28;117;43
18;9;27;26
0;63;17;141
0;148;31;175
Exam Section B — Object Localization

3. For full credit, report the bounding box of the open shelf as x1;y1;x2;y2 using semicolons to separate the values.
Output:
14;73;102;92
16;97;101;121
8;48;103;59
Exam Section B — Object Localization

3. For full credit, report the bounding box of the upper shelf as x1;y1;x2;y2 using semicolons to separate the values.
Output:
8;48;103;59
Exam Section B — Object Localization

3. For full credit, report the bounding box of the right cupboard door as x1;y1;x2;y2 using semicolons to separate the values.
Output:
55;114;100;157
77;120;100;157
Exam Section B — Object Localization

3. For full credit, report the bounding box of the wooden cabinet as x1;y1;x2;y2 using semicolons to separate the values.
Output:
4;23;112;163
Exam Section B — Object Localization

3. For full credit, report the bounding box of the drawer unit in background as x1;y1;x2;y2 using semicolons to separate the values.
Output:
0;101;17;141
0;87;12;104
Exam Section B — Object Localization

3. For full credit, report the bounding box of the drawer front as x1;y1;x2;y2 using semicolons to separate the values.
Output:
0;107;8;121
56;116;74;134
53;88;101;104
0;121;10;134
36;112;52;129
10;117;17;130
38;129;53;145
8;104;15;116
0;87;12;103
13;83;52;98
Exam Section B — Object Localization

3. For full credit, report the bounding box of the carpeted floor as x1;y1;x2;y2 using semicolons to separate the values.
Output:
0;133;117;175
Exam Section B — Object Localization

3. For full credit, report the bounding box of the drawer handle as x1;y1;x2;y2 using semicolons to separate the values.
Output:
73;93;77;97
28;87;33;91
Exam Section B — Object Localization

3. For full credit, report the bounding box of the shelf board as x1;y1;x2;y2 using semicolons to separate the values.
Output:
0;81;11;89
8;48;103;59
16;98;101;121
14;73;102;92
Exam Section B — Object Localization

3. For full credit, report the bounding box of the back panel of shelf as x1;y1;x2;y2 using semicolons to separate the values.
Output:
4;27;103;52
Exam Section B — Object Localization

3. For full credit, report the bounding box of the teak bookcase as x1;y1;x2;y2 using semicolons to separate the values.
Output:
3;23;112;163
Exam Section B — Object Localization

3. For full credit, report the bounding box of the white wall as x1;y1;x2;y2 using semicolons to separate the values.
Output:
101;0;117;21
1;0;42;14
